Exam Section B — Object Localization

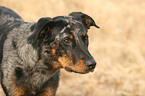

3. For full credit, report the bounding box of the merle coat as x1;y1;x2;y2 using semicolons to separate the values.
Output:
0;6;99;96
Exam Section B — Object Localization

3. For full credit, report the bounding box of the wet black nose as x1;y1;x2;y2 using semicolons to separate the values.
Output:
86;60;96;70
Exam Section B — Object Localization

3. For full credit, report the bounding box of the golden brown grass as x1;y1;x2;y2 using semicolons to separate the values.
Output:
0;0;145;96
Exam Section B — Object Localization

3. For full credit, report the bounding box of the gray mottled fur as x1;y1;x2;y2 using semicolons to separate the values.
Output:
0;6;60;96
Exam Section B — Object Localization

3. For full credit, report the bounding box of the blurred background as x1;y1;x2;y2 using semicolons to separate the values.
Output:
0;0;145;96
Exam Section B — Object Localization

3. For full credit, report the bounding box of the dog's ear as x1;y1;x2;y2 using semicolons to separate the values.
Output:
28;17;52;47
28;17;68;48
69;12;100;29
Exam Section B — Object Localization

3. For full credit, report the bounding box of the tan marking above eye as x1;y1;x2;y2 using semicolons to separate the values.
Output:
83;32;86;36
69;35;73;40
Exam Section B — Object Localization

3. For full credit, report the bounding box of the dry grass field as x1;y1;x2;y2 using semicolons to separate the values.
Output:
0;0;145;96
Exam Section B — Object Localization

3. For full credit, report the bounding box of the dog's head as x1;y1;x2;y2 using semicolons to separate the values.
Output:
28;12;99;74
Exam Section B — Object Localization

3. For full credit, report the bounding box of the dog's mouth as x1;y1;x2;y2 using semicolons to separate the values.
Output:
58;55;95;74
65;67;94;74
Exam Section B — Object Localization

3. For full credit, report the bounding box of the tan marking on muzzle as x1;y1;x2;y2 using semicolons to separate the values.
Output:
51;61;62;71
58;55;90;73
9;82;26;96
58;55;72;67
39;87;57;96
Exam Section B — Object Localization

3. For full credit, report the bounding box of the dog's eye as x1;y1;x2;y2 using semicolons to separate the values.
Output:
63;37;72;45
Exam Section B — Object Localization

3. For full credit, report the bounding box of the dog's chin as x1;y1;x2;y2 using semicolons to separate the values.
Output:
64;67;91;74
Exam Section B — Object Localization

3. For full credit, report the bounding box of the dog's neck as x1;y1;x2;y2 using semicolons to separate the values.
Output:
16;40;59;89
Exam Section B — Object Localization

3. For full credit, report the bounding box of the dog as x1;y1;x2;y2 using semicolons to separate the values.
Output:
0;6;99;96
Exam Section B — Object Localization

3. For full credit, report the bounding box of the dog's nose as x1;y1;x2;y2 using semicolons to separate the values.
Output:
85;60;96;70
